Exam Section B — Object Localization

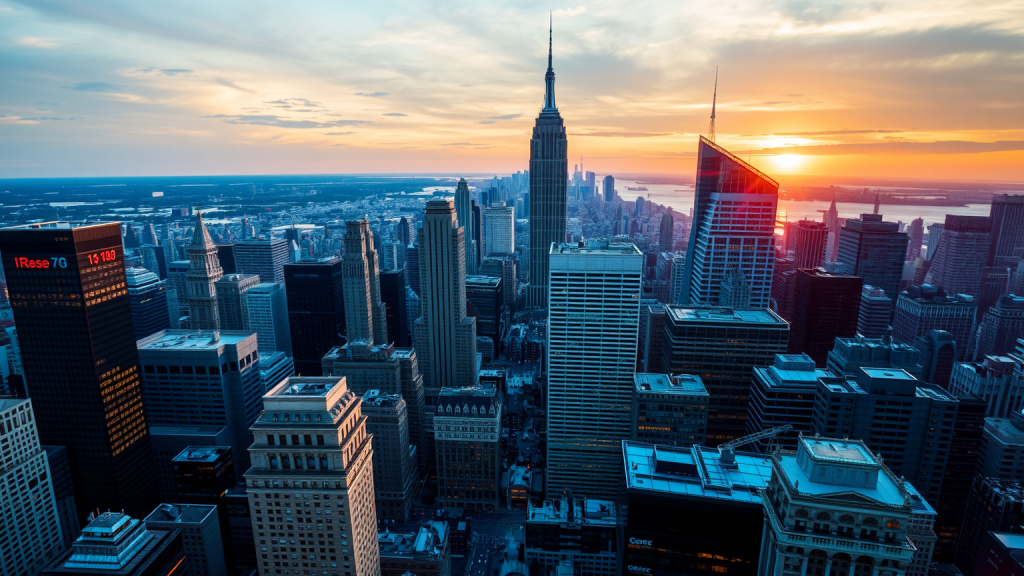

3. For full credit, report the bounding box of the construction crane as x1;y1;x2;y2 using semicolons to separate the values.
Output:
718;424;793;456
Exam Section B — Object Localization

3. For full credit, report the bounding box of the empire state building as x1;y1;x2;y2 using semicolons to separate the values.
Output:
527;21;568;309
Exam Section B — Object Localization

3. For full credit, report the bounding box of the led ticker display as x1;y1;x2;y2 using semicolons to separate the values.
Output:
87;249;118;265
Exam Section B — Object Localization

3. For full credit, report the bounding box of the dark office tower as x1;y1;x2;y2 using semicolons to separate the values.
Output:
414;200;477;393
124;224;142;249
907;217;925;261
480;255;517;312
283;258;345;376
186;210;223;330
989;194;1024;266
397;216;414;247
745;353;833;450
216;243;237;274
977;294;1024;357
680;137;779;308
660;307;789;444
235;236;288;283
603;175;615;203
858;285;892;338
717;266;751;308
405;244;420;295
658;211;674;252
933;394;986;562
361;390;417;522
43;445;81;548
979;265;1011;316
454;179;477;275
955;478;1024;574
812;367;958;505
214;272;259;331
894;284;977;360
172;445;240;570
380;269;411;347
837;213;909;315
770;254;797;319
343;219;387;345
926;215;992;297
465;275;503;347
0;221;158;518
791;219;828;268
125;267;171;341
472;200;483;271
916;329;959;387
787;268;863;366
141;223;159;247
527;23;568;309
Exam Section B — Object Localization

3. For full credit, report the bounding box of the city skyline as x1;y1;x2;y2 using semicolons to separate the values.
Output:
1;1;1022;181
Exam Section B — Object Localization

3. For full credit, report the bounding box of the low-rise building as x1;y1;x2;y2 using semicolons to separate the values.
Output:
378;521;450;576
41;511;184;576
526;491;618;576
144;503;227;576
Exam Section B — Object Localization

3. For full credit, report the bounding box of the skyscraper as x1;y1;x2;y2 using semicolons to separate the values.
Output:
454;179;477;275
380;269;411;347
893;284;977;359
125;267;171;341
837;213;909;315
137;330;263;483
791;219;827;269
283;258;345;376
434;382;503;509
246;282;292;356
926;214;992;297
0;221;157;517
527;22;568;309
660;307;790;444
215;272;260;331
977;294;1024;357
679;136;779;308
414;200;478;396
235;236;289;283
857;285;892;338
824;194;840;262
483;202;515;256
658;211;674;252
988;194;1024;266
0;398;65;575
245;376;380;576
907;216;925;261
186;210;223;330
787;268;863;366
603;175;615;203
343;219;387;345
546;240;641;498
361;390;417;522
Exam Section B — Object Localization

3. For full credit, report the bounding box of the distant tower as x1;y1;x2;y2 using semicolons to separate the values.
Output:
603;175;616;203
873;190;881;215
824;192;840;262
343;219;388;345
186;209;223;330
454;179;477;275
659;211;674;252
527;17;568;309
926;215;993;297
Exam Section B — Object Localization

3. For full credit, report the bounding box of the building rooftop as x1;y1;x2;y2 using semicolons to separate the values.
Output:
144;503;217;526
0;221;115;231
137;329;255;350
984;414;1024;445
527;492;617;526
666;306;787;325
270;377;341;398
362;389;403;408
149;424;229;437
550;239;641;256
774;436;912;508
378;521;449;560
756;354;832;387
172;445;231;464
634;373;708;397
465;275;501;287
623;440;772;506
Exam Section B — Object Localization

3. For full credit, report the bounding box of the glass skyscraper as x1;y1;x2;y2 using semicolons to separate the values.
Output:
679;136;779;308
0;221;158;518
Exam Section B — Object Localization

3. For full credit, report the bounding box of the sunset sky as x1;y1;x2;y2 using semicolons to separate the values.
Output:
1;0;1022;181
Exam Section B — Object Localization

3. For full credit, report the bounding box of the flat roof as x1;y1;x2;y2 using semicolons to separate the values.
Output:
172;445;230;463
149;425;229;437
801;437;875;466
270;377;341;397
623;441;772;506
666;306;787;325
861;368;916;380
138;329;254;350
551;240;641;255
634;373;708;396
145;503;217;525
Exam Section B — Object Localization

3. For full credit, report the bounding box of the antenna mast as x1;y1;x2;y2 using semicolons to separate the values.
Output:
707;67;718;142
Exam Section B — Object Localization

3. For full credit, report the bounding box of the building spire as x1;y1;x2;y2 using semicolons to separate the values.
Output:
708;67;718;142
543;13;557;111
191;206;215;248
873;190;881;215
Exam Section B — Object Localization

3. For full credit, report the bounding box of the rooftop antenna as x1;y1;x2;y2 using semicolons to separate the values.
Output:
707;66;718;142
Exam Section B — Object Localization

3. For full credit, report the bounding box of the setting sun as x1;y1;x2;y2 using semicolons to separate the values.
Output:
771;154;806;172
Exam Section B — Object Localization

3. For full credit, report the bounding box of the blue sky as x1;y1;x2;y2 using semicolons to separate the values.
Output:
1;0;1022;180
